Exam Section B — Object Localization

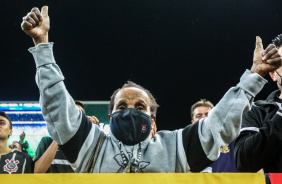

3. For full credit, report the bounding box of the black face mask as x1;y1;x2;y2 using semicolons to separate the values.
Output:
110;108;152;145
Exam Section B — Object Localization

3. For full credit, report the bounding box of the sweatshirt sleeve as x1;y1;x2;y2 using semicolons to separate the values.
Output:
182;70;267;172
234;107;282;172
29;43;101;170
29;43;83;145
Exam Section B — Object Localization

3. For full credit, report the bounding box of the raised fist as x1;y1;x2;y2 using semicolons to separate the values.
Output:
20;131;26;142
251;36;282;77
21;6;49;45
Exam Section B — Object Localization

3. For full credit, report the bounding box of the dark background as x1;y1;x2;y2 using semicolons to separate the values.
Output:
1;0;282;130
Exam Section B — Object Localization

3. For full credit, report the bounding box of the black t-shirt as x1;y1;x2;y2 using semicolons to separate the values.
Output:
34;136;74;173
0;149;34;174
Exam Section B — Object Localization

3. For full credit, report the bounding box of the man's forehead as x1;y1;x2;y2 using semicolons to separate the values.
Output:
194;106;211;113
115;87;150;103
0;116;8;121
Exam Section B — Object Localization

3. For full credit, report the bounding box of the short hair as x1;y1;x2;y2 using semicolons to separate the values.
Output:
75;100;85;110
0;111;12;129
191;99;214;119
272;34;282;49
108;81;159;117
12;141;22;151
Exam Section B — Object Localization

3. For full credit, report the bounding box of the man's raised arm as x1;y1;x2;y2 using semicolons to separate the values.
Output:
182;37;282;172
21;6;101;170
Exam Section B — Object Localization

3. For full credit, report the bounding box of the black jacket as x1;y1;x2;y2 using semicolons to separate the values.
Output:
235;90;282;173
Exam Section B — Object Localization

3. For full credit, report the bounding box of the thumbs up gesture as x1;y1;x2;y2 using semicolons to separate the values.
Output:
21;6;49;46
251;36;282;77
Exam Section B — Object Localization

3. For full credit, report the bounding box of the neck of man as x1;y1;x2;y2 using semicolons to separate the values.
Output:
0;138;12;155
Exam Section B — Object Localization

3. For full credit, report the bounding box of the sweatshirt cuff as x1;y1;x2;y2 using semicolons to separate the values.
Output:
28;42;55;68
237;69;268;97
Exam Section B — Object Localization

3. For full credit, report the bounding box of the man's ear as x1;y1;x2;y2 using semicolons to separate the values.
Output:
9;129;12;136
191;120;194;124
269;71;278;82
150;116;157;138
152;115;156;123
108;114;111;121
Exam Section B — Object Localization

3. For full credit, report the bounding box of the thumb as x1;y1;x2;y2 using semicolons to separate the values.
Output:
41;6;48;17
255;36;264;51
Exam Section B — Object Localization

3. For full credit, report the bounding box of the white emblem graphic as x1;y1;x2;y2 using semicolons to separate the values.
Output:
3;159;20;174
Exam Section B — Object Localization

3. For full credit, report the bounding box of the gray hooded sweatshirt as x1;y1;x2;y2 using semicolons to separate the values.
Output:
29;43;267;173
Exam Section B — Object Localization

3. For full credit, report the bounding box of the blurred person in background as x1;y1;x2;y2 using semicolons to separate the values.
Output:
75;100;99;125
9;141;22;152
19;131;29;154
0;111;34;174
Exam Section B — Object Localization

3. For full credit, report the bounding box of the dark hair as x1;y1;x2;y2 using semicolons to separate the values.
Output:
12;141;22;151
108;81;159;117
0;111;12;129
272;34;282;49
75;100;85;110
191;99;214;119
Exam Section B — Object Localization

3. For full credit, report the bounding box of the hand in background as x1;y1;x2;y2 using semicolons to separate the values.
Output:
88;116;99;125
19;131;26;143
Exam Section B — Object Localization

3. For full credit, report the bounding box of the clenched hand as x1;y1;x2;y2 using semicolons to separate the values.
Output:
21;6;49;46
251;36;282;77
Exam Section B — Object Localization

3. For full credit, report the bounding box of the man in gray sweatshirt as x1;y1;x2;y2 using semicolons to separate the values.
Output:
21;6;282;173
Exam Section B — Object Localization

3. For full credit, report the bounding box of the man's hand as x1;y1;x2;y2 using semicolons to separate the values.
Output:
251;36;282;77
87;116;99;125
21;6;49;46
19;131;26;143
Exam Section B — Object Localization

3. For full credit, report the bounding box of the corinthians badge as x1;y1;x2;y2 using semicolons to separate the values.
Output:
3;159;20;174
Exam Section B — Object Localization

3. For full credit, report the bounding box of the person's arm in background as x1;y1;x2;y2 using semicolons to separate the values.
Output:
34;138;58;173
19;131;25;144
19;131;29;153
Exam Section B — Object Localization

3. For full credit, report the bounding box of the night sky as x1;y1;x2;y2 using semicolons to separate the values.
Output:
1;0;282;130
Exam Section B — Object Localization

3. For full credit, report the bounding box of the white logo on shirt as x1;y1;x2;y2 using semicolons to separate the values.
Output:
3;159;20;174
